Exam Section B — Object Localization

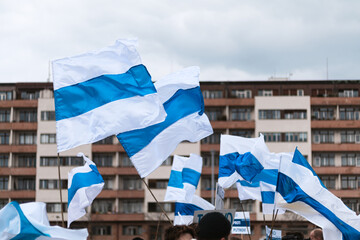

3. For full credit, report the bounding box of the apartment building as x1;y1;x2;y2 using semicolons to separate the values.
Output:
0;80;359;239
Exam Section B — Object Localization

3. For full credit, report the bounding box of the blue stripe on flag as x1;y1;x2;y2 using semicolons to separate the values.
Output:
10;202;50;240
261;191;275;204
68;165;104;204
182;168;201;186
277;172;360;240
235;152;264;182
117;87;204;157
54;64;155;121
168;170;184;189
238;179;260;187
257;169;278;186
174;202;203;216
219;152;237;178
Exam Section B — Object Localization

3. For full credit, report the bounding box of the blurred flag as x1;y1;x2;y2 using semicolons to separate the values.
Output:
0;201;88;239
276;148;360;240
174;195;215;226
164;154;202;202
117;66;213;178
266;225;281;240
67;153;104;227
52;39;166;152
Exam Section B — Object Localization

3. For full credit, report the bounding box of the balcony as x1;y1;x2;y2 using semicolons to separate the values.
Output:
312;120;360;129
91;213;144;221
92;144;125;152
312;143;360;152
98;167;139;175
211;120;255;129
314;166;360;175
0;145;37;153
0;190;36;198
98;190;144;199
0;167;36;176
0;100;38;108
204;98;254;106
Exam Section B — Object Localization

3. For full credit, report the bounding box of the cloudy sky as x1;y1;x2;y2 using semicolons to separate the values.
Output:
1;0;360;83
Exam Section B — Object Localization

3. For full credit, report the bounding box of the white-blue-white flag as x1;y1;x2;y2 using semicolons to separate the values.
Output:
117;66;213;178
276;148;360;240
266;225;281;240
174;195;215;226
67;153;104;227
164;154;202;202
52;39;166;152
0;201;88;239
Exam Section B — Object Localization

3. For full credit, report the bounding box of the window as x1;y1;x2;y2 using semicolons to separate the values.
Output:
0;132;10;144
19;109;37;122
200;176;218;191
341;176;358;189
319;176;336;189
0;199;8;209
201;131;223;144
103;177;115;190
14;177;35;190
230;108;251;121
283;110;307;119
259;110;280;119
40;134;56;144
46;203;68;213
15;155;36;167
0;109;10;122
341;154;360;166
339;107;360;120
229;130;253;138
0;91;13;100
17;132;37;145
148;202;174;212
342;199;360;213
93;136;113;144
161;156;172;166
297;89;304;96
313;131;334;143
205;108;225;121
313;153;335;167
341;131;360;143
119;153;132;167
122;226;142;236
231;89;252;98
40;156;83;166
41;111;56;121
39;180;67;189
121;177;142;190
201;152;219;167
258;89;273;96
93;153;113;167
93;226;112;236
0;177;9;190
284;132;307;142
312;108;335;120
20;91;40;100
338;89;359;97
202;90;223;99
92;200;114;213
148;179;168;189
119;200;143;213
230;199;253;212
0;154;9;167
262;132;281;142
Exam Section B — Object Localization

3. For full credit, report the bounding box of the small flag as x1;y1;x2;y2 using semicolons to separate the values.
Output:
117;66;213;178
174;195;215;226
52;39;166;152
266;225;281;240
164;154;202;202
0;201;88;239
232;212;251;235
67;153;104;227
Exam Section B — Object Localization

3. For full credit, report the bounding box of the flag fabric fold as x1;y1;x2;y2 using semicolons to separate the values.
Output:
52;39;166;152
117;66;213;178
174;195;215;226
276;148;360;240
0;201;88;240
164;154;202;202
67;153;104;227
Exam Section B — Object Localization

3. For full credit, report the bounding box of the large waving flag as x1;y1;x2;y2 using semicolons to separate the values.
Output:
117;66;213;178
164;154;202;202
174;195;215;225
0;201;88;239
52;39;166;152
67;153;104;227
276;148;360;240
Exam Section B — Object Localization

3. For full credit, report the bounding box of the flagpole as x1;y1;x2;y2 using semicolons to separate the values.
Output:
142;178;173;225
239;200;252;240
155;213;162;240
57;153;65;227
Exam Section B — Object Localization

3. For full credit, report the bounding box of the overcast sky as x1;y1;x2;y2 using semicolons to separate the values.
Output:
1;0;360;83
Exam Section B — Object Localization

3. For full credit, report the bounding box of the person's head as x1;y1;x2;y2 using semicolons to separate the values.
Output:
310;229;323;240
165;225;196;240
282;232;304;240
197;212;232;240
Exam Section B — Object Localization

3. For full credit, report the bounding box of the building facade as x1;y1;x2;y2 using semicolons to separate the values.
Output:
0;80;359;239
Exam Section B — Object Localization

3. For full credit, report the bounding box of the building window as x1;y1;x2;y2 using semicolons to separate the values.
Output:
161;156;173;166
230;199;253;212
92;200;114;214
148;202;174;213
0;199;8;209
93;136;113;145
40;156;83;166
342;199;360;213
230;108;251;121
205;108;226;121
40;134;56;144
121;177;142;190
313;153;335;167
341;154;360;166
202;90;223;99
39;180;67;189
46;203;68;213
0;109;10;122
0;177;9;190
262;132;281;142
103;177;115;190
259;110;306;120
14;155;36;167
313;131;334;143
341;176;358;189
319;176;336;189
119;200;143;213
148;179;168;189
122;226;142;236
200;176;218;191
339;107;360;120
14;177;35;190
0;154;9;167
19;109;37;122
259;110;280;119
231;89;252;98
338;89;359;97
284;132;307;142
202;152;219;167
0;91;13;100
93;153;113;167
284;110;307;119
18;132;37;145
312;108;335;120
0;132;10;145
41;111;56;121
297;89;304;96
341;131;360;143
258;89;273;96
229;130;253;138
201;131;223;144
20;91;40;100
119;153;132;167
93;226;112;236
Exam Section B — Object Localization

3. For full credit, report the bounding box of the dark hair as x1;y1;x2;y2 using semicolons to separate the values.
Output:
165;225;196;240
282;232;304;240
197;212;232;240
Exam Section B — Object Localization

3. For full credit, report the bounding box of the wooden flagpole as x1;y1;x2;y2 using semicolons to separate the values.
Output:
239;200;252;240
57;153;65;227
